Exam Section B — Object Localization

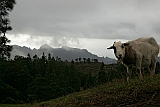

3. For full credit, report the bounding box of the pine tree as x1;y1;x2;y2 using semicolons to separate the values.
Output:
0;0;16;59
98;62;107;84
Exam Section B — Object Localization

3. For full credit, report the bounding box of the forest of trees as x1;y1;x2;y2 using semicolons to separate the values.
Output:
0;54;100;104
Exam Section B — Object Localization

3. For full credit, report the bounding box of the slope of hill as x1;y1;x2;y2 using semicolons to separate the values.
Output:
11;44;116;64
33;75;160;107
1;74;160;107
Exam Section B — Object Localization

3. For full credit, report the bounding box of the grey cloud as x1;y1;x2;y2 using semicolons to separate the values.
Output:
50;37;80;47
8;0;160;42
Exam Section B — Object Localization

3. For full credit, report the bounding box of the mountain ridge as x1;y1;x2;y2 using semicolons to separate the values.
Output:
11;44;116;64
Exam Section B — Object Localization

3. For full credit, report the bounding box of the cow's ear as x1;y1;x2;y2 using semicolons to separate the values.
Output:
107;46;114;49
123;42;130;46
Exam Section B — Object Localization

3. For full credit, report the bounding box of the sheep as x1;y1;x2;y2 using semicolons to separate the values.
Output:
107;37;159;81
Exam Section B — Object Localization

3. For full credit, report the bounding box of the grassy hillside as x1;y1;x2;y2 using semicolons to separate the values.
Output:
0;104;33;107
2;74;160;107
38;75;160;107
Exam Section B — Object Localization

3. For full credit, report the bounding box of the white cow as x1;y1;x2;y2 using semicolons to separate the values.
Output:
107;37;159;81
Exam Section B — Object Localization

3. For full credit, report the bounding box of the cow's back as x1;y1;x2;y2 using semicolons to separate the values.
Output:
125;38;159;67
126;37;159;55
135;37;159;48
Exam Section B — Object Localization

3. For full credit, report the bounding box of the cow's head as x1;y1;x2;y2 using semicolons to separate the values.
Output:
107;41;129;63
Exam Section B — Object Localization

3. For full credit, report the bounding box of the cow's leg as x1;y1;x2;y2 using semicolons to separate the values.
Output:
150;63;156;76
141;67;145;76
137;68;143;79
126;66;132;81
135;52;143;79
150;59;157;77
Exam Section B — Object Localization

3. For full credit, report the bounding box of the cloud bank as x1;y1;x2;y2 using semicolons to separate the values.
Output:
7;0;160;57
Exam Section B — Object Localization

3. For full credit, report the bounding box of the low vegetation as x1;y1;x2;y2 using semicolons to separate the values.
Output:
1;74;160;107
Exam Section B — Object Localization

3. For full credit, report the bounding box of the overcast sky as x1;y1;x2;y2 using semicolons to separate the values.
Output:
7;0;160;58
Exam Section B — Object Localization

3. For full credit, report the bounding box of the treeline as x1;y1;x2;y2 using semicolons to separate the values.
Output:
0;54;98;104
74;58;98;63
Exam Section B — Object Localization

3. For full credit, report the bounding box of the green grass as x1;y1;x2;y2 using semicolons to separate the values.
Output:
0;104;34;107
2;74;160;107
36;74;160;107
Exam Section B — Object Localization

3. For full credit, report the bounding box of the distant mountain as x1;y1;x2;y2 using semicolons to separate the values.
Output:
40;44;53;50
11;44;116;64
